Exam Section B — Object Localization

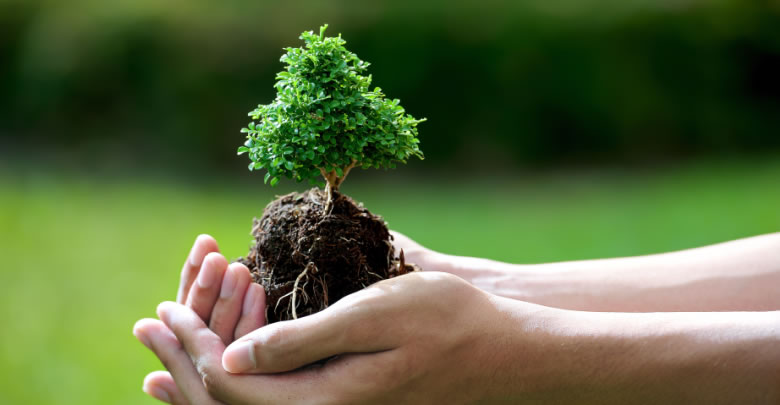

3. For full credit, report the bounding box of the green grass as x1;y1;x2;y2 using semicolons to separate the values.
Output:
1;159;779;404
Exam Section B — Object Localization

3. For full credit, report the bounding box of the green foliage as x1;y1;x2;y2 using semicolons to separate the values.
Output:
239;25;424;187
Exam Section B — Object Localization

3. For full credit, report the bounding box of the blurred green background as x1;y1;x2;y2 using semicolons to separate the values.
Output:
1;0;779;404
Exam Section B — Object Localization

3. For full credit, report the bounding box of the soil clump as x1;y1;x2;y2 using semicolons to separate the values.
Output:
239;188;415;323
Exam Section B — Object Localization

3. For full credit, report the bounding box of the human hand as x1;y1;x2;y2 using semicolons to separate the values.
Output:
135;271;557;404
174;235;266;344
134;234;267;403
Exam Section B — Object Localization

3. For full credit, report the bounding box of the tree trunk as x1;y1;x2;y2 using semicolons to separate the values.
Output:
320;160;356;214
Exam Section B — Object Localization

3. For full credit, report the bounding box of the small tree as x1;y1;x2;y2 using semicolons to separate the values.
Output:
238;25;424;211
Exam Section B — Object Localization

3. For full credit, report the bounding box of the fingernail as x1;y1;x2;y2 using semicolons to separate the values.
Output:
188;235;207;267
223;340;256;373
197;258;218;289
220;266;238;299
133;328;152;349
242;284;257;315
143;385;171;403
157;301;175;324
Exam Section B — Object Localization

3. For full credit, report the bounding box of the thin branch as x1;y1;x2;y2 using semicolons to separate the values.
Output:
319;159;358;191
339;160;358;186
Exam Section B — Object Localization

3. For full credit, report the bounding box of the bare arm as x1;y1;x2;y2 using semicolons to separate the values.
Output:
395;231;780;311
489;296;780;404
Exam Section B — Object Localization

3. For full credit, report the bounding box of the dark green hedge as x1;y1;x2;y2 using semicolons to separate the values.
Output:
1;0;778;171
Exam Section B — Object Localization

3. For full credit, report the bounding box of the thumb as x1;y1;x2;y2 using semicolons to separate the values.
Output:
222;290;397;374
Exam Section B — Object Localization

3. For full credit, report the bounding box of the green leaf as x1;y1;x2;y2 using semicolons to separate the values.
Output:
237;24;424;188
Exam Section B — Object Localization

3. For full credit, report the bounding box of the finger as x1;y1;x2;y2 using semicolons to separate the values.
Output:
157;302;370;405
178;235;220;304
234;283;267;340
143;371;186;405
185;252;228;323
157;302;252;403
222;287;398;374
133;318;220;405
157;302;223;362
210;263;252;345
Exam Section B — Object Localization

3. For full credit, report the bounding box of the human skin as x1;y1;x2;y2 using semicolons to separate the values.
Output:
134;233;780;404
173;235;266;344
393;231;780;312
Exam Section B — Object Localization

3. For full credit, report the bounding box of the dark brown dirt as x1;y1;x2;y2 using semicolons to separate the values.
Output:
238;188;417;323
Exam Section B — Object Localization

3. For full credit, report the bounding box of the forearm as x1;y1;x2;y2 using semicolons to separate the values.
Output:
488;299;780;404
566;310;780;404
426;233;780;311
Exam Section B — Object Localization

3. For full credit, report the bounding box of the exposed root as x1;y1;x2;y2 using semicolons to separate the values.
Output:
315;276;330;307
291;263;315;320
275;290;293;314
388;248;422;277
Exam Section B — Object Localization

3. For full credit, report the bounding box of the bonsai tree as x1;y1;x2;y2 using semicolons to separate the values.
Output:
239;24;424;212
235;25;424;323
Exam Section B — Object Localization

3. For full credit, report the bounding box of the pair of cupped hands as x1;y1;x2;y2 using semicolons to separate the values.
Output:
133;233;543;404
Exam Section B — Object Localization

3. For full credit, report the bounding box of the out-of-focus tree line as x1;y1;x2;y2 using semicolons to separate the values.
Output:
1;0;778;173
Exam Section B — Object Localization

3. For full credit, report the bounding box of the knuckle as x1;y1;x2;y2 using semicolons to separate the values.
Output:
423;271;471;292
263;324;288;347
196;360;223;397
254;325;288;369
203;251;226;266
208;312;226;331
202;375;222;398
